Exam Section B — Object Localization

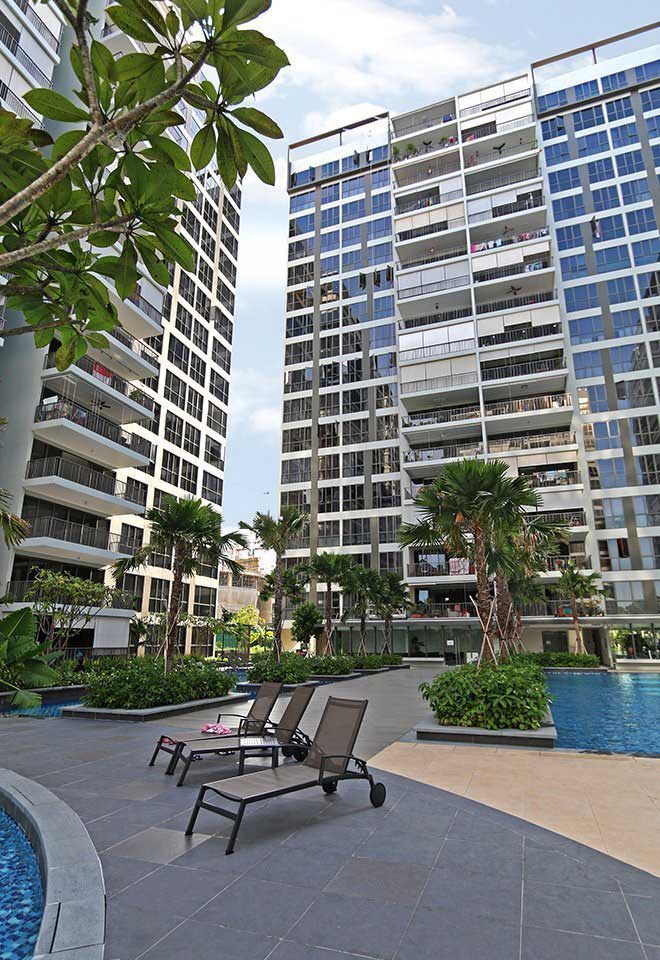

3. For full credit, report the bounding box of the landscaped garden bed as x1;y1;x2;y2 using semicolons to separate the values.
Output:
510;652;603;669
246;652;404;686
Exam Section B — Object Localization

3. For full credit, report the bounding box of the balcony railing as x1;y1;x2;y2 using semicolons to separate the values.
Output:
44;354;155;415
408;561;475;578
393;112;456;138
473;260;550;285
400;338;475;362
401;371;479;395
318;534;340;547
463;114;534;143
25;458;147;506
469;194;544;224
479;322;561;349
466;168;540;197
538;511;587;526
10;0;61;50
395;158;461;188
471;226;550;255
526;470;581;488
397;217;466;244
545;556;587;571
0;80;39;122
481;356;565;382
128;290;162;325
0;24;51;85
459;88;531;118
396;188;463;217
405;441;484;463
476;289;557;316
398;274;470;300
109;326;160;368
397;246;468;271
487;431;575;455
34;400;154;460
4;580;138;610
22;516;127;553
399;306;472;331
464;141;537;169
403;404;481;428
485;393;572;417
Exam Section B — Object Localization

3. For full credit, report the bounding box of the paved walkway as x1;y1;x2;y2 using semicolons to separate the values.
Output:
1;667;659;960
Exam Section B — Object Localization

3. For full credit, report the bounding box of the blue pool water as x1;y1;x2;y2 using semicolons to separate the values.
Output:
0;811;43;960
0;700;80;719
546;671;660;756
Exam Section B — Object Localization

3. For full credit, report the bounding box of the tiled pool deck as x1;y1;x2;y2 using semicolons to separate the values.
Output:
1;665;659;960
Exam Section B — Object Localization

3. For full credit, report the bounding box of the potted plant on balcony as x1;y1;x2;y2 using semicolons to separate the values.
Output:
392;144;400;160
406;142;416;158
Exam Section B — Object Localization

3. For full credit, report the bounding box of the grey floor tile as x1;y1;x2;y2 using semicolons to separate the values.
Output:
523;881;638;941
521;925;647;960
199;877;317;936
140;921;277;960
355;826;445;866
269;941;359;960
421;864;522;922
171;835;276;873
245;845;349;889
284;821;373;855
626;895;660;946
111;864;221;917
433;837;523;878
104;900;183;960
289;891;412;959
396;905;519;960
447;810;524;850
524;845;620;891
325;857;430;906
105;826;210;863
99;854;160;898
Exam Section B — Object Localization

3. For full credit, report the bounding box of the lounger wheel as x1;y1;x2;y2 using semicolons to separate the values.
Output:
281;746;295;758
322;781;338;794
293;746;307;762
369;783;386;807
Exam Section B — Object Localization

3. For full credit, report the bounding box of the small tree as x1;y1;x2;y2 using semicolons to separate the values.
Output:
220;605;268;657
303;552;353;656
555;564;605;655
341;563;380;656
0;608;58;708
241;508;307;661
24;568;127;650
291;601;323;653
370;571;411;654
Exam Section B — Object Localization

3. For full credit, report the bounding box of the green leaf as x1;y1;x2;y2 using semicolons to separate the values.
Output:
215;126;237;188
55;333;87;370
115;52;159;80
150;165;196;202
115;240;138;299
165;8;180;36
235;126;275;184
85;332;110;349
145;135;190;171
23;89;88;123
190;124;216;171
0;607;36;642
152;227;195;271
231;106;283;139
106;5;158;42
69;44;85;85
9;690;42;710
91;40;116;81
33;327;55;349
222;0;270;30
127;0;168;35
135;240;171;285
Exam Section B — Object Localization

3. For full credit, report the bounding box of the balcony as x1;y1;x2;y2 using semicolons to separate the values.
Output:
405;441;484;467
485;393;572;419
537;510;587;528
468;193;544;225
392;108;456;140
4;580;138;610
9;0;61;51
466;168;541;197
470;226;550;255
399;306;472;332
396;216;466;244
526;469;581;489
476;289;557;316
464;140;537;170
478;322;561;349
487;431;575;456
0;23;51;85
0;80;39;122
395;156;461;189
24;457;146;516
459;88;531;119
403;404;481;429
462;114;534;144
109;286;163;340
42;353;154;424
408;561;475;579
395;187;463;217
401;371;479;396
16;516;132;567
33;400;153;469
545;556;588;572
397;273;470;302
400;338;475;363
473;260;550;286
481;355;566;383
88;326;160;382
318;534;341;548
397;246;468;272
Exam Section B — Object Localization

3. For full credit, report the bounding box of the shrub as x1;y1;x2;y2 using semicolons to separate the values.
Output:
419;663;550;731
380;654;403;666
351;653;402;669
247;652;312;684
510;651;600;668
307;654;354;676
83;657;234;709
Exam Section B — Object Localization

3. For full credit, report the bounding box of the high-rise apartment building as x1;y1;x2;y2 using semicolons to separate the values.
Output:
280;22;660;663
0;2;240;655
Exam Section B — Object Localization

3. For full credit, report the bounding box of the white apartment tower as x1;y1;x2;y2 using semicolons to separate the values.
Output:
0;1;240;655
281;22;660;664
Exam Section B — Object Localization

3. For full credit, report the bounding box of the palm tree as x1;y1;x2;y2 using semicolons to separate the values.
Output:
341;563;379;656
241;507;307;661
370;571;411;654
114;496;245;673
399;460;540;661
555;564;605;655
503;568;546;656
304;552;353;655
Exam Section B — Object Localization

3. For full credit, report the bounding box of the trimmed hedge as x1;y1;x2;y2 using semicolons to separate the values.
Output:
247;652;312;684
308;654;354;676
419;663;550;731
511;652;600;669
83;657;234;709
351;654;402;669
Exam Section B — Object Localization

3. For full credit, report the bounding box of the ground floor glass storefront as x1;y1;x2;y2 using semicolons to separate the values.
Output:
335;622;483;663
609;624;660;660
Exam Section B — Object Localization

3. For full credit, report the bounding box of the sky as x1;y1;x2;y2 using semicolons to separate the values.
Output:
221;0;659;529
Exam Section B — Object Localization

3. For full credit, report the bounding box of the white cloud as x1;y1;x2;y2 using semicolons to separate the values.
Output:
301;101;389;138
227;366;282;439
261;0;522;105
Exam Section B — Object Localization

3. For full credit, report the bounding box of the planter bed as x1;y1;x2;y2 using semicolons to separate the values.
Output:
0;684;85;709
352;667;390;675
309;672;362;683
387;663;411;670
61;691;248;722
235;680;319;695
416;708;557;749
543;667;608;674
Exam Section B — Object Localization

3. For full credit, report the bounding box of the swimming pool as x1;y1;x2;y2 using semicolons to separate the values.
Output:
0;810;43;960
0;700;80;719
546;671;660;756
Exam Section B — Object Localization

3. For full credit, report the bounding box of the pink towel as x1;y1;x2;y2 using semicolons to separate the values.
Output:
201;723;233;735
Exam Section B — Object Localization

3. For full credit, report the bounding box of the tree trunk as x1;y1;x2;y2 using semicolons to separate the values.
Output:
572;610;585;654
495;572;514;657
382;615;392;654
165;548;185;675
358;614;367;656
473;524;496;662
271;561;283;663
323;580;334;656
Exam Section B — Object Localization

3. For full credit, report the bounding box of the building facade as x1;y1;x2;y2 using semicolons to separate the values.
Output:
280;23;660;662
0;1;240;655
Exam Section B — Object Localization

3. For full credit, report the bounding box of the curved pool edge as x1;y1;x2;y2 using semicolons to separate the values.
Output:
0;768;106;959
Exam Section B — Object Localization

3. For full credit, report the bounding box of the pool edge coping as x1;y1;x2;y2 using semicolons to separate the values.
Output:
0;768;105;959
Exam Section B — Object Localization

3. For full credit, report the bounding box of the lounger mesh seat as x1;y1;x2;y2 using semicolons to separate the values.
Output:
156;685;314;786
149;681;283;774
185;696;386;854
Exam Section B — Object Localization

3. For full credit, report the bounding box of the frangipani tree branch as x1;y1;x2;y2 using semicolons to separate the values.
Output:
0;215;131;268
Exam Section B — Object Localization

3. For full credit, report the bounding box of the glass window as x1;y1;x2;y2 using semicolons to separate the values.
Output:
342;224;361;246
587;157;614;183
374;295;395;319
574;350;603;379
576;130;609;157
593;214;625;242
572;104;603;131
627;208;657;235
621;178;651;205
606;96;633;122
565;283;599;313
556;224;584;251
573;80;599;102
595;244;630;274
320;230;340;253
549;167;581;193
541;116;566;140
342;199;366;222
607;276;637;305
552;194;585;221
602;71;627;93
321;160;339;178
321;183;339;204
592;185;619;212
569;315;604;344
632;239;660;266
545;142;570;165
616;150;645;176
372;193;391;214
611;122;639;149
290;190;315;214
641;87;660;112
610;343;648;374
561;254;587;280
537;89;568;112
612;308;642;338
